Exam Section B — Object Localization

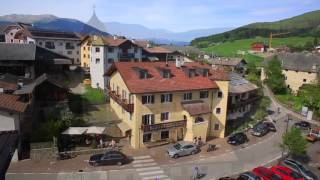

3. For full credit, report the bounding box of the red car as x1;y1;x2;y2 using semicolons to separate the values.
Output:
270;166;303;180
253;166;282;180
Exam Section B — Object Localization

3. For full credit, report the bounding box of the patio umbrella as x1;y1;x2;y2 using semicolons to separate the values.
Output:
61;127;88;135
86;126;106;134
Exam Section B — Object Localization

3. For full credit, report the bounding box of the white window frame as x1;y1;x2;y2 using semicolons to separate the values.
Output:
183;92;192;101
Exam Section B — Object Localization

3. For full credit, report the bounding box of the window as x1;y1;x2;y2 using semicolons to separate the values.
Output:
200;91;208;99
76;51;79;55
95;47;100;52
161;94;172;103
88;54;90;58
139;70;148;79
108;58;114;63
161;130;169;139
95;58;100;64
142;95;154;104
214;123;220;130
216;108;221;114
59;42;63;46
10;39;13;43
45;41;55;49
143;133;152;142
217;91;223;98
66;42;75;49
10;33;13;36
195;117;204;123
285;76;287;80
183;92;192;100
161;112;169;121
39;42;43;45
188;69;196;77
162;70;171;78
287;85;290;88
142;114;155;125
77;58;79;62
134;47;138;53
67;51;72;55
83;54;86;58
83;47;86;50
202;69;209;77
303;79;306;82
122;90;127;99
108;47;114;53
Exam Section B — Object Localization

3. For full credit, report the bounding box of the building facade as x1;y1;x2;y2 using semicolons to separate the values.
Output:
80;36;92;68
227;73;259;120
106;61;229;149
90;36;143;89
261;53;320;94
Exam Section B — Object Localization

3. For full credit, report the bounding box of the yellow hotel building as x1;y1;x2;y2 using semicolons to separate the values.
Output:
106;60;229;149
80;36;92;68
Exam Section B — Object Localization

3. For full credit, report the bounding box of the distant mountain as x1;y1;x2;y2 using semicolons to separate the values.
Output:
191;10;320;47
0;14;109;36
105;22;232;44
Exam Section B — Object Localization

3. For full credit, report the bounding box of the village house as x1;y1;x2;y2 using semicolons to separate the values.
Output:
90;35;143;89
227;73;260;120
209;57;247;73
250;42;267;53
80;35;92;69
8;24;82;66
261;52;320;94
106;60;229;149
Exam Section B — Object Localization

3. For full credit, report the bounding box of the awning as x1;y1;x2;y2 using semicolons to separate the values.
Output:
117;122;131;136
61;127;88;135
181;100;211;116
86;126;106;134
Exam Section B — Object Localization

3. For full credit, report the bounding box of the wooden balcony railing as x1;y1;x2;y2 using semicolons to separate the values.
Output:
228;96;261;109
108;88;134;113
141;120;187;132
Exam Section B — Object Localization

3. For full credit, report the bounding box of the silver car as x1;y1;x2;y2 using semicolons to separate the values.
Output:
167;141;199;159
281;159;318;180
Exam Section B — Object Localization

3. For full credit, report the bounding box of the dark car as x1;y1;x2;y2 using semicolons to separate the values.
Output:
89;150;129;166
237;172;262;180
251;122;269;137
263;121;276;132
294;121;311;130
280;159;318;180
219;177;236;180
253;166;282;180
227;132;248;145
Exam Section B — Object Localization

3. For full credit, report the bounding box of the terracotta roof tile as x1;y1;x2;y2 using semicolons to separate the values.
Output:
107;62;228;94
0;93;28;113
143;46;173;54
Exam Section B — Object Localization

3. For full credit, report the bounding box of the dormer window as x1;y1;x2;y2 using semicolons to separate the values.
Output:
188;69;196;77
162;69;171;78
202;69;209;77
139;70;148;79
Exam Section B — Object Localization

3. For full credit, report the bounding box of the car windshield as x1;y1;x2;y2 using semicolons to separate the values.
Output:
174;143;182;150
254;124;266;131
296;163;308;173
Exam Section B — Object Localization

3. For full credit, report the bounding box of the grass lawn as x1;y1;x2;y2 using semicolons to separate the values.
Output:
202;37;313;57
82;86;106;104
275;94;303;112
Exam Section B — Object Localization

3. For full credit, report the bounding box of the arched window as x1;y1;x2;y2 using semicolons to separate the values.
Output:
195;117;204;123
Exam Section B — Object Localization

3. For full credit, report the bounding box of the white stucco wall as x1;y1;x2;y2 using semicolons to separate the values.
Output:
0;111;20;131
90;45;107;89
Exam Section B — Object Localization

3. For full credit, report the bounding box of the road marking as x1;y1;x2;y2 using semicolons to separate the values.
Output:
133;155;152;160
136;166;161;172
133;162;157;167
142;175;169;180
139;170;164;176
133;159;154;164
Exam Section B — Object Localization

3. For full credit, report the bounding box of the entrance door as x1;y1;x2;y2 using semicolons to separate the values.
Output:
177;128;184;141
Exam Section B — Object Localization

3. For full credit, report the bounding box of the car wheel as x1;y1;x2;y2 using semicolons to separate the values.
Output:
117;161;122;166
173;154;179;159
93;162;98;167
191;150;196;155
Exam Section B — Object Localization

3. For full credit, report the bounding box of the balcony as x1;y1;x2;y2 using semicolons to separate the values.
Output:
108;88;134;113
141;120;187;132
119;53;135;59
228;95;261;109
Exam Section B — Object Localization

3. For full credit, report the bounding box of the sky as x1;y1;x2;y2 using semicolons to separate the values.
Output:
1;0;320;32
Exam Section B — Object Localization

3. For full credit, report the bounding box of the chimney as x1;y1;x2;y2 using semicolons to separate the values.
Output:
113;35;117;40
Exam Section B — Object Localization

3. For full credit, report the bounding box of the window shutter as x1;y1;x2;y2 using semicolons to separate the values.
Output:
169;94;172;102
151;95;155;103
161;94;164;103
142;96;146;104
151;114;155;124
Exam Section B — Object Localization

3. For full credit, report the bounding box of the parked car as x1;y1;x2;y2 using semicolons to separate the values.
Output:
280;159;318;180
227;132;248;145
252;166;282;180
270;165;304;180
89;150;129;166
294;121;311;130
263;121;277;132
219;177;236;180
237;172;262;180
167;141;199;158
251;122;269;137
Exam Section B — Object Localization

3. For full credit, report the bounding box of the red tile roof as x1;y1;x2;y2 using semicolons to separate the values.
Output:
107;62;228;94
0;93;28;113
143;46;173;54
134;40;150;48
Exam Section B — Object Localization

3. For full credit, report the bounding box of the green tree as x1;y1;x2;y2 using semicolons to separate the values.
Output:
299;84;320;113
314;37;319;46
281;127;307;157
265;56;286;94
